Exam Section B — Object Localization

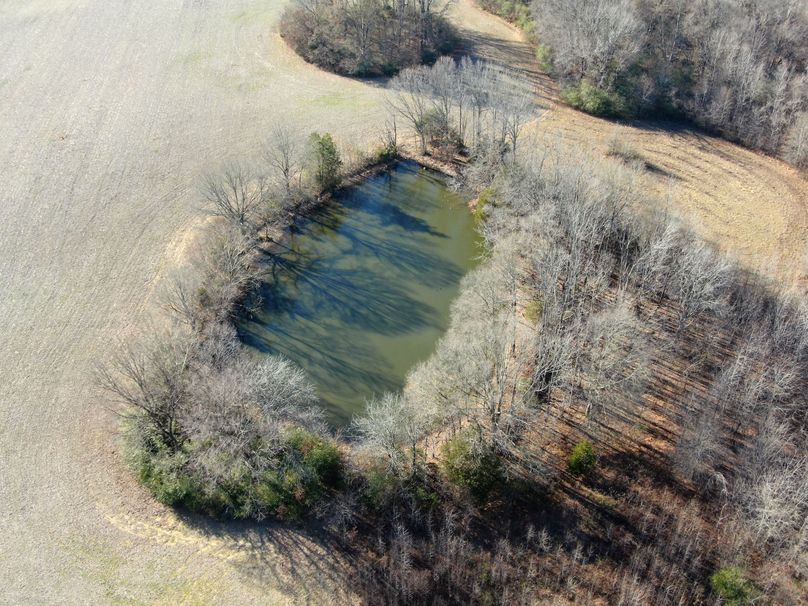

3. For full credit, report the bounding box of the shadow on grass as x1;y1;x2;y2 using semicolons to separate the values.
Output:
172;509;358;603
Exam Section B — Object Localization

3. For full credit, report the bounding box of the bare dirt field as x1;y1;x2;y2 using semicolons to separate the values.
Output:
1;0;806;604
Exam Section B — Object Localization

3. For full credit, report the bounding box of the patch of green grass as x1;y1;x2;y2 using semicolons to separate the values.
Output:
710;567;758;605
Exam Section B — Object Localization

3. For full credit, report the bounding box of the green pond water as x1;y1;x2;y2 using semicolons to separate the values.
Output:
239;161;481;426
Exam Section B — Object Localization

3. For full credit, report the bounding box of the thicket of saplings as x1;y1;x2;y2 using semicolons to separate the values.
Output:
280;0;456;76
387;57;535;161
528;0;808;168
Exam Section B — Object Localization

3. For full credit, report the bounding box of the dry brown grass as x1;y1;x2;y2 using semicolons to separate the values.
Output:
450;0;808;285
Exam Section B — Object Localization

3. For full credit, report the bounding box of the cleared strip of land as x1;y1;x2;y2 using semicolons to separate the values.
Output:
0;1;806;604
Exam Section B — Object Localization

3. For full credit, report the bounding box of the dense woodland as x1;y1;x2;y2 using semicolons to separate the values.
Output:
522;0;808;167
280;0;456;76
344;67;807;601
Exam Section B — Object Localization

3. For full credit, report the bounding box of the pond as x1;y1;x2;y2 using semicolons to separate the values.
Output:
239;161;482;426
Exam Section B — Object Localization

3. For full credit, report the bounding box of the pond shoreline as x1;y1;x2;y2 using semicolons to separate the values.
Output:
241;156;482;425
254;152;469;272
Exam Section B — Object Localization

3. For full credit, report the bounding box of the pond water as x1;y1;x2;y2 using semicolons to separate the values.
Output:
239;161;481;426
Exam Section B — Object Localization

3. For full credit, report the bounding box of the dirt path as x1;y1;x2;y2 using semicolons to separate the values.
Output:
1;1;806;604
450;0;808;283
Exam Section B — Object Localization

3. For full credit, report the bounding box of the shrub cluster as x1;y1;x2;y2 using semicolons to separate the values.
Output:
134;424;342;520
280;0;456;76
710;567;757;606
105;322;343;522
441;433;503;501
559;79;629;118
307;132;343;193
567;440;596;477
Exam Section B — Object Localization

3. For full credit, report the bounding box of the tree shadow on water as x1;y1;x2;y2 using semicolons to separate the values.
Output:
305;201;464;290
241;163;475;424
239;317;401;424
261;247;444;335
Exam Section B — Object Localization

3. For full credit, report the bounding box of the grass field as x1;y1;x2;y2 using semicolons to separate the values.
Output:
0;0;806;604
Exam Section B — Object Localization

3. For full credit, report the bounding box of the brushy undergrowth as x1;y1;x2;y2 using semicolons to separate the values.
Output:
560;80;630;118
709;567;758;606
567;440;596;477
441;432;503;501
130;424;342;521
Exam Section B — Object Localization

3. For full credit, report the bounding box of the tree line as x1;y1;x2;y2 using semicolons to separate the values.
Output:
97;130;356;520
529;0;808;167
280;0;457;76
387;57;537;161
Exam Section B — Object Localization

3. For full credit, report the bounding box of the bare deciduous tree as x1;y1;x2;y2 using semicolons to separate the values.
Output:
389;66;432;154
201;161;267;227
183;353;320;486
734;419;808;559
784;110;808;168
577;302;650;429
671;242;730;336
263;124;301;199
532;0;644;89
355;392;433;476
97;329;195;452
531;0;808;163
388;59;540;158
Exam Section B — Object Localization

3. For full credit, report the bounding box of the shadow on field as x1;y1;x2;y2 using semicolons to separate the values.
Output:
175;511;356;602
